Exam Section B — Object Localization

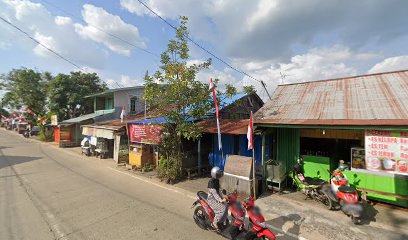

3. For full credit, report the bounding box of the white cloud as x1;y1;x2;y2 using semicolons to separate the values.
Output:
106;75;144;88
75;4;145;56
368;56;408;74
0;0;107;68
121;0;408;62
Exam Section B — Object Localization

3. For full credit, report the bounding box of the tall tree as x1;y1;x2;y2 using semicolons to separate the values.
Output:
48;71;107;121
0;108;9;118
144;16;236;181
0;68;48;114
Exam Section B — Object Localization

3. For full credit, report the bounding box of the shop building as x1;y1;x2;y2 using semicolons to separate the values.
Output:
56;86;145;148
256;70;408;207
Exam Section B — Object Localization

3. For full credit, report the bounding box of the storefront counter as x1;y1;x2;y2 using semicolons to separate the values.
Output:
344;170;408;207
303;155;336;182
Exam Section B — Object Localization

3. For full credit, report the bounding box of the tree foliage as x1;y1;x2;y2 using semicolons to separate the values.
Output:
0;68;49;114
48;72;107;121
144;17;236;181
0;108;9;118
243;85;256;94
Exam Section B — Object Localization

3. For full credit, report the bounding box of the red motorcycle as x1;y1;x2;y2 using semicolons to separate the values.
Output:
323;169;364;224
242;196;276;240
192;191;276;239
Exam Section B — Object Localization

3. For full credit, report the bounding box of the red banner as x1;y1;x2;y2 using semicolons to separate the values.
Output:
128;124;162;144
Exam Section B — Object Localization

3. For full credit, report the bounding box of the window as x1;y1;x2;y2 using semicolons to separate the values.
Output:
130;97;138;113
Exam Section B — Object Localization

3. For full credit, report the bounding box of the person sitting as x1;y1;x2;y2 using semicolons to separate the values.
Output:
207;166;228;231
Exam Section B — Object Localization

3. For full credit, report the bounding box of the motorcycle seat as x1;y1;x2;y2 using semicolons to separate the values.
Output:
198;191;208;201
338;185;355;193
304;177;326;186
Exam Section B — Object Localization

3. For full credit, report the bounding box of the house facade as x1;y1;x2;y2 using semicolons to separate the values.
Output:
255;70;408;207
56;86;145;149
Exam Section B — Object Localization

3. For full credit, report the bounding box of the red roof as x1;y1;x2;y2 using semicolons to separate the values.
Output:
199;119;248;135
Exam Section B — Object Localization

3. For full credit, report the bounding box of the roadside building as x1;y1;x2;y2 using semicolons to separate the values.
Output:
55;86;145;147
255;70;408;207
126;92;264;174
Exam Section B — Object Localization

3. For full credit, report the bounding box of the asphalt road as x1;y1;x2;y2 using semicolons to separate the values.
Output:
0;129;222;240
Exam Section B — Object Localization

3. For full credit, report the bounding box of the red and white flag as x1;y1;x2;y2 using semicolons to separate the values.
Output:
247;111;254;150
120;106;125;123
209;79;222;150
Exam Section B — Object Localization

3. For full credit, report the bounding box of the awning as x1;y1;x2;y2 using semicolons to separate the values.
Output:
82;125;123;139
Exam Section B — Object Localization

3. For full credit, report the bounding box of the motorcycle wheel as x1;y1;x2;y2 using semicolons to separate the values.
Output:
321;191;333;210
351;216;360;225
193;206;208;230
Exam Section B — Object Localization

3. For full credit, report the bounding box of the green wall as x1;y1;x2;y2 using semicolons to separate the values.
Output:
344;171;408;207
303;156;333;182
277;128;300;173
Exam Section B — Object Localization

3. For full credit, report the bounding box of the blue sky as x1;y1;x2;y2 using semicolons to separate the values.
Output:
1;0;408;100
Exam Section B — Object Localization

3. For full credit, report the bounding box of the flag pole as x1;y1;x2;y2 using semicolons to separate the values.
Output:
252;117;256;199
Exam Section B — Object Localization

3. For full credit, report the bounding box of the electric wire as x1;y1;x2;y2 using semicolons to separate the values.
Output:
135;0;272;99
39;0;159;58
0;15;121;88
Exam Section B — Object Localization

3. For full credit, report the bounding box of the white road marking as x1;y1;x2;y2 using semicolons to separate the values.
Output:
107;166;308;240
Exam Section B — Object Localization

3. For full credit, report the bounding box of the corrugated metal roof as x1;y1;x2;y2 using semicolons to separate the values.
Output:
255;70;408;125
198;119;248;135
61;112;105;124
85;86;144;98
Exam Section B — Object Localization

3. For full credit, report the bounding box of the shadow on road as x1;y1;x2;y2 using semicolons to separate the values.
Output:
266;213;304;240
0;155;42;170
360;202;379;225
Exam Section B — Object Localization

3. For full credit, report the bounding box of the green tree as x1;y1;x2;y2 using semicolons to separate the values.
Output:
144;16;236;182
243;85;256;94
0;68;49;114
0;108;9;118
48;72;107;121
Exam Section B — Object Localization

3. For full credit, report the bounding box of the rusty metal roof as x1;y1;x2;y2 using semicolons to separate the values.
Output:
255;70;408;125
198;119;248;135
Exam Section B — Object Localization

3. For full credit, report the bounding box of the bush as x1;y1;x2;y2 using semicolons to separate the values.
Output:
38;127;53;142
157;155;182;183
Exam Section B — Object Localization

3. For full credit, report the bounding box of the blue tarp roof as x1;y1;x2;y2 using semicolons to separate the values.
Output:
128;92;248;125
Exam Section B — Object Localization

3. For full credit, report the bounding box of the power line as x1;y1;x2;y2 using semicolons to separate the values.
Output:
38;0;159;58
0;15;122;88
135;0;272;100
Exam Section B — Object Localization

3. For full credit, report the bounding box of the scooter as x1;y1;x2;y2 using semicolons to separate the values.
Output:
324;168;364;224
192;191;276;239
23;129;30;138
243;196;276;240
290;164;332;208
192;190;248;239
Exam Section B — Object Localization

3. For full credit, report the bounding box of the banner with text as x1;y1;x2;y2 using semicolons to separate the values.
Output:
128;124;162;144
365;130;408;175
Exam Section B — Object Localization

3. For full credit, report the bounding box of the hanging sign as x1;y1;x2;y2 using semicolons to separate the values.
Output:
365;130;408;175
51;115;58;126
128;124;162;144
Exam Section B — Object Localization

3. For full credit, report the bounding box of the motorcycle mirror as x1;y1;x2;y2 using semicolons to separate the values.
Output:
222;189;227;195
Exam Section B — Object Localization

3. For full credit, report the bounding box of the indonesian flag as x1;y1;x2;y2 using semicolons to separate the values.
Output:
209;79;222;150
247;111;254;150
120;106;125;123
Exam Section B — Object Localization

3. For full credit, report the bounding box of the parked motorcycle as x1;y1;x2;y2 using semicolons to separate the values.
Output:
323;167;364;224
291;164;332;208
192;191;275;239
23;128;30;138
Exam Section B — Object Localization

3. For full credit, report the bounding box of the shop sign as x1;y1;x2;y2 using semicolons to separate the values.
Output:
128;124;162;144
51;115;58;126
365;130;408;175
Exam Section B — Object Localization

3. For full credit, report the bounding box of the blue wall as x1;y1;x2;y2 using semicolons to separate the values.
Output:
208;134;269;170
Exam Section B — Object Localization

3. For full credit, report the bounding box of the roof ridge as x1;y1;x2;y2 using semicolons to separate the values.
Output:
278;69;408;87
